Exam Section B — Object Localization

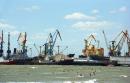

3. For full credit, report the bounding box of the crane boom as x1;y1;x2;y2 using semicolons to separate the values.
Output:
34;43;40;54
52;29;62;48
85;34;96;46
102;30;109;49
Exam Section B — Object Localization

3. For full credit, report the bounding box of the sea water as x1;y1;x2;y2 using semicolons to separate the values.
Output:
0;65;130;83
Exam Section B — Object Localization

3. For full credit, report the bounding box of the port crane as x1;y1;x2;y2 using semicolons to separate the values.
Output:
103;30;130;56
113;30;130;56
17;32;28;58
44;29;62;56
6;32;11;59
0;30;4;57
82;34;104;56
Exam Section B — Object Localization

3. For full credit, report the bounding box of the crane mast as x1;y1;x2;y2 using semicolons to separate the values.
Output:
0;30;3;57
7;32;11;59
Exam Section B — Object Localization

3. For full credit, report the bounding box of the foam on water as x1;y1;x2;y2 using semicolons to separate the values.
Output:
63;79;97;83
5;79;98;83
120;75;128;78
29;66;37;69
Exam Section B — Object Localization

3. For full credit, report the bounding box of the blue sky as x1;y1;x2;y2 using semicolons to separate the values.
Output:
0;0;130;57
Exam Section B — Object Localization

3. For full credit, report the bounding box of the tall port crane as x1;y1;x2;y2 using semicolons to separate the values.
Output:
103;30;130;56
44;29;62;56
82;34;104;56
108;30;130;66
17;32;28;57
6;32;11;59
0;30;4;57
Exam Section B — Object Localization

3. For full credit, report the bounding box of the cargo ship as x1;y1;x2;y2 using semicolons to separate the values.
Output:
0;31;33;65
72;34;110;66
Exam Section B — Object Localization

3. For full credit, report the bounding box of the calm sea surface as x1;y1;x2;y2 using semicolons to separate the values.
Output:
0;65;130;83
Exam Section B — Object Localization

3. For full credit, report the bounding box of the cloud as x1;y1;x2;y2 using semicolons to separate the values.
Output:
119;6;128;12
91;9;99;14
31;33;48;40
64;12;96;20
110;6;128;14
0;22;15;30
72;21;112;30
64;12;114;30
23;5;40;12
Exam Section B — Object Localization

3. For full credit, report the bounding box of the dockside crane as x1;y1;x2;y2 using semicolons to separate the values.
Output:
17;32;28;57
107;30;130;56
0;30;4;57
6;32;11;59
44;29;62;56
82;34;104;56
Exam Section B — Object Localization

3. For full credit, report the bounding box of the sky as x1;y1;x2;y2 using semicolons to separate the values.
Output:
0;0;130;57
